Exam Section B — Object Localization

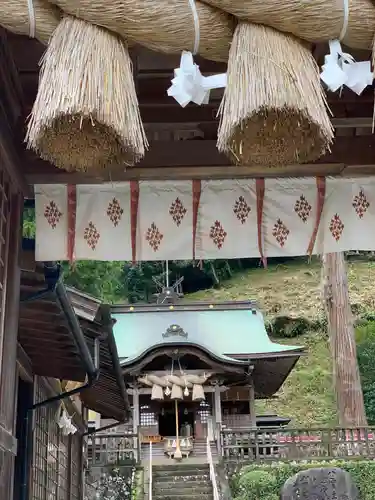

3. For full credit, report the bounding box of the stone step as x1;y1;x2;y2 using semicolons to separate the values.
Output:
153;495;212;500
154;486;213;495
154;475;210;481
154;471;210;480
154;479;211;488
153;467;209;475
153;464;209;472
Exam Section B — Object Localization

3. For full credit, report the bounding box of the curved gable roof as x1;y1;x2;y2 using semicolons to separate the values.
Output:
112;301;303;364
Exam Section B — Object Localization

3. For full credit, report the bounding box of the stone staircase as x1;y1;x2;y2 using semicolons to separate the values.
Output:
152;464;213;500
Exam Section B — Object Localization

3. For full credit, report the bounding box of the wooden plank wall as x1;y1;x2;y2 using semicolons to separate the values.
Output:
0;30;26;499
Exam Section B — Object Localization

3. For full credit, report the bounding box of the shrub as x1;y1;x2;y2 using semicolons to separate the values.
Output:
267;316;312;338
235;470;277;500
230;460;375;500
356;320;375;424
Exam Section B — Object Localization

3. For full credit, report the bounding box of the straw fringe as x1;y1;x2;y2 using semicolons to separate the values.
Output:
0;0;60;44
26;16;148;173
217;23;334;167
48;0;234;62
201;0;375;50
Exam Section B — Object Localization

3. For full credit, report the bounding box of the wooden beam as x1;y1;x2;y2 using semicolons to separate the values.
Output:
26;163;349;184
332;117;373;128
21;135;375;184
144;118;373;131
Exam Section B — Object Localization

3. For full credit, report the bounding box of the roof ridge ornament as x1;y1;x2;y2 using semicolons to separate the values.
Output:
153;261;184;304
163;324;188;339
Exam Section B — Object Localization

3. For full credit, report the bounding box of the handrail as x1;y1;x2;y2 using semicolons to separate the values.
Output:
219;426;375;461
206;437;220;500
149;441;153;500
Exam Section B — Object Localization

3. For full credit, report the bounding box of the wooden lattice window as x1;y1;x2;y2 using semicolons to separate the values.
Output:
32;385;49;500
31;380;70;500
70;435;82;500
198;401;211;423
140;406;157;426
57;438;69;500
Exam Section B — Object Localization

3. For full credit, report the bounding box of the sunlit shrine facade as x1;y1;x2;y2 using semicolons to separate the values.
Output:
112;300;303;457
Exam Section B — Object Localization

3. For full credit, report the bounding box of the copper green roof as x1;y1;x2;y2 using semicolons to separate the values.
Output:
111;301;303;365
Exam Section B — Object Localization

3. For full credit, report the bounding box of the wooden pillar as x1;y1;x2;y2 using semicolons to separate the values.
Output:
132;387;139;434
249;383;256;429
0;194;22;498
132;387;140;461
322;253;367;426
214;384;222;426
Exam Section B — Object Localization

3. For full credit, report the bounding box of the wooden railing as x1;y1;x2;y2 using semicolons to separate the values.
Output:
220;427;375;461
149;442;153;500
88;432;139;466
207;437;220;500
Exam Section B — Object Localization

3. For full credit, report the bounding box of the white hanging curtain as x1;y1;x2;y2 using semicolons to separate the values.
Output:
35;178;375;262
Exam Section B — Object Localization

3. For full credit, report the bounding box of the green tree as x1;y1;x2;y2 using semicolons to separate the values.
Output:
123;262;165;303
23;207;36;238
62;261;126;303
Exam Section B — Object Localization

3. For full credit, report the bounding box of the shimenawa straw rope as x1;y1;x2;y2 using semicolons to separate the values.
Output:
47;0;234;62
201;0;375;50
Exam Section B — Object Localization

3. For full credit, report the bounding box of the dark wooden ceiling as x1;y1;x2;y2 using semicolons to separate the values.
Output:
5;32;375;183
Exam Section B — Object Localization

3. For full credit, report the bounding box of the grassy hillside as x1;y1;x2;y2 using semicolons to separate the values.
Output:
186;258;375;427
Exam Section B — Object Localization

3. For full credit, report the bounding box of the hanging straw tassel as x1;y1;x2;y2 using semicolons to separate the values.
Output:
0;0;61;44
151;384;164;400
171;384;183;400
26;16;148;174
192;384;205;401
217;23;334;168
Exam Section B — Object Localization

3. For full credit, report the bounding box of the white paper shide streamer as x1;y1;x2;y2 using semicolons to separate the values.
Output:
320;0;373;95
320;40;373;95
57;408;78;436
167;51;227;107
166;0;226;107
